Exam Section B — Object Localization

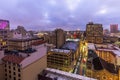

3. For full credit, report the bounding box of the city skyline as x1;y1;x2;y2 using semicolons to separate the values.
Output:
0;0;120;30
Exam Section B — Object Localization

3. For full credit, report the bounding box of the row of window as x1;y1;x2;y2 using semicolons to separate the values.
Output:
5;73;21;77
5;63;21;67
5;68;20;72
5;66;21;72
5;77;21;80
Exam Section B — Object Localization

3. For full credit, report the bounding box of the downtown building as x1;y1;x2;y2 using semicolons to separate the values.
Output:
47;40;79;72
7;37;44;51
0;19;10;49
86;43;120;80
48;28;66;48
0;38;47;80
47;49;74;72
86;22;103;44
110;24;118;33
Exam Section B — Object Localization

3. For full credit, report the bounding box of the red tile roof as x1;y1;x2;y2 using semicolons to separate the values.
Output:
2;55;24;64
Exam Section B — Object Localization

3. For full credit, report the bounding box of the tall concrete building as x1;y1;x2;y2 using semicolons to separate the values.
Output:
110;24;118;33
86;22;103;43
49;29;66;48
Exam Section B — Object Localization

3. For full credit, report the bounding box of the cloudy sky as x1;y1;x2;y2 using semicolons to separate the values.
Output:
0;0;120;31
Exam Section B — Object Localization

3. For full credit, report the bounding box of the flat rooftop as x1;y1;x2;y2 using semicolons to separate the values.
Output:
50;49;71;54
44;68;96;80
88;43;96;50
96;44;120;56
62;41;78;51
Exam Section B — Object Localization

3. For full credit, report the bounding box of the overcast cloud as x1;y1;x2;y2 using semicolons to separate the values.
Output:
0;0;120;30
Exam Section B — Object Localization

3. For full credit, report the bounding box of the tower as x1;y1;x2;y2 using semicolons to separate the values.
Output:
0;19;10;49
54;29;66;48
110;24;118;33
86;22;103;43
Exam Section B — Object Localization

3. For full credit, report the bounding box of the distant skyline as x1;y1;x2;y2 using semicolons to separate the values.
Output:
0;0;120;31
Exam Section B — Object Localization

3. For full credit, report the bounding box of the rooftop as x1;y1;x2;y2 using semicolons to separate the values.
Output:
88;43;96;50
62;41;78;51
93;57;119;74
43;68;96;80
97;47;120;57
2;43;47;68
95;44;120;57
32;40;46;46
2;55;24;64
66;39;80;42
8;37;43;42
50;49;71;54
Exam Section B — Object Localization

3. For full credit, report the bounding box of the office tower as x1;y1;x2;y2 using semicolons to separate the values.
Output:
49;29;65;48
0;19;10;49
86;22;103;43
110;24;118;33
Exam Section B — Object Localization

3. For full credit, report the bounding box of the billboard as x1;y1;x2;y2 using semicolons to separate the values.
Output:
0;20;9;29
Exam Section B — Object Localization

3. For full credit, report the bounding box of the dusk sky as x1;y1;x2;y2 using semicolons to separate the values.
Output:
0;0;120;31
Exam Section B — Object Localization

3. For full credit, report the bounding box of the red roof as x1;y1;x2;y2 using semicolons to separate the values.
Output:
2;55;24;64
32;40;46;46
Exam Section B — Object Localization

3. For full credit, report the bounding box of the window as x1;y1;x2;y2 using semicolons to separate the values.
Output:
5;69;7;72
18;69;21;72
9;71;11;73
5;73;7;76
13;72;16;75
13;67;15;70
9;75;11;78
18;74;21;77
9;66;11;69
14;77;16;80
5;64;7;67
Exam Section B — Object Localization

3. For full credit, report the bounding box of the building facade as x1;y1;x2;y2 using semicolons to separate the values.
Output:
48;29;66;48
110;24;118;33
86;22;103;43
47;49;74;72
8;39;32;51
1;43;47;80
86;57;119;80
0;51;5;80
0;20;10;49
95;50;116;64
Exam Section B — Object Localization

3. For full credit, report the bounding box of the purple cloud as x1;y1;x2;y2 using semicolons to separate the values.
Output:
0;0;120;30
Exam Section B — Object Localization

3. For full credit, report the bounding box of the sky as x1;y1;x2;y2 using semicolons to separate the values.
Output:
0;0;120;31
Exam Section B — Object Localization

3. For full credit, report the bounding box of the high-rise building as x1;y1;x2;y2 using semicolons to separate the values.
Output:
86;22;103;43
0;19;10;49
49;29;66;48
110;24;118;33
